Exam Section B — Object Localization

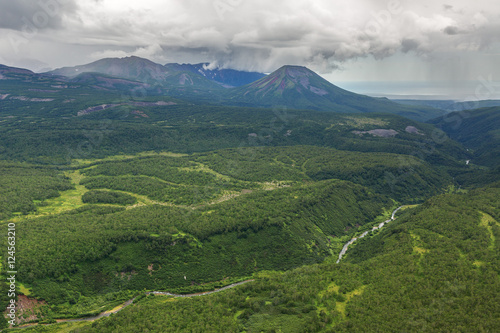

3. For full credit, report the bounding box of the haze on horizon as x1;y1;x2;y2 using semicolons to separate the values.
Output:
1;0;500;99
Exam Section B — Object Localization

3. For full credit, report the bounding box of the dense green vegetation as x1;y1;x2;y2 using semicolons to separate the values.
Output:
1;63;498;331
9;179;391;310
24;182;497;332
0;74;467;168
81;190;137;205
0;162;73;219
81;176;224;205
195;146;453;202
0;140;480;329
430;107;500;168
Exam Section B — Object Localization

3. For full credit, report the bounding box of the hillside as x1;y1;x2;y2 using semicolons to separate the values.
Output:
0;64;36;77
69;72;152;92
430;107;500;168
0;152;398;324
0;142;465;327
0;99;467;170
0;59;497;332
23;182;499;332
47;56;166;80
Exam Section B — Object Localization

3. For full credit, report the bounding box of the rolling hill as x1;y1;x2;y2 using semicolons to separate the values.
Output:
0;64;37;77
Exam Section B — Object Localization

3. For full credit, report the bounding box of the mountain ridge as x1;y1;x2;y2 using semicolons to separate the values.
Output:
164;62;266;87
46;56;224;91
2;57;446;121
47;56;265;89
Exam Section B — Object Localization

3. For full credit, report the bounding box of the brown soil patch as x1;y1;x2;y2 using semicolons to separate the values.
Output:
4;295;47;326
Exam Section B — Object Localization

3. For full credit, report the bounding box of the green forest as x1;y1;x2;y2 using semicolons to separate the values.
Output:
16;182;500;332
0;74;498;331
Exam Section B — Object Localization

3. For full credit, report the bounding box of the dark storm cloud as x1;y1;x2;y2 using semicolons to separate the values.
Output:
401;39;420;53
0;0;77;30
1;0;499;78
444;26;460;35
79;0;498;73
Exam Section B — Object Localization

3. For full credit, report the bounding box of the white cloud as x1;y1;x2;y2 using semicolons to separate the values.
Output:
1;0;500;81
89;49;128;60
90;44;167;63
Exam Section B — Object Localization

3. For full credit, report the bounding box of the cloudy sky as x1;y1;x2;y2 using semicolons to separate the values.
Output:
1;0;500;98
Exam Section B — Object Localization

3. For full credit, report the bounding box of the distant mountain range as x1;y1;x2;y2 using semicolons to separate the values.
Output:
163;63;266;87
394;98;500;112
47;56;264;89
47;56;224;91
0;56;447;121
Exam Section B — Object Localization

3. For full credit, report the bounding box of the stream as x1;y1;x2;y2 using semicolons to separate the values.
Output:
336;206;404;263
14;280;255;330
13;207;405;329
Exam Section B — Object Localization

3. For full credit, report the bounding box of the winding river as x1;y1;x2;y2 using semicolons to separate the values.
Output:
14;207;404;330
336;206;404;263
15;280;255;329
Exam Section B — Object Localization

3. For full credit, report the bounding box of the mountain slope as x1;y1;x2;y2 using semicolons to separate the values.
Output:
47;56;224;91
54;182;500;332
164;63;266;87
11;175;393;309
0;64;36;78
48;56;166;80
0;64;67;86
226;65;444;121
430;107;500;167
69;72;152;92
45;59;443;120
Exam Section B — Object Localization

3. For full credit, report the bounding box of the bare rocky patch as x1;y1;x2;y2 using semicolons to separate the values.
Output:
405;126;424;135
352;129;399;137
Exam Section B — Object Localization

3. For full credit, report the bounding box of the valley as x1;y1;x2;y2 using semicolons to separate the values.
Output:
0;58;498;332
10;202;406;330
